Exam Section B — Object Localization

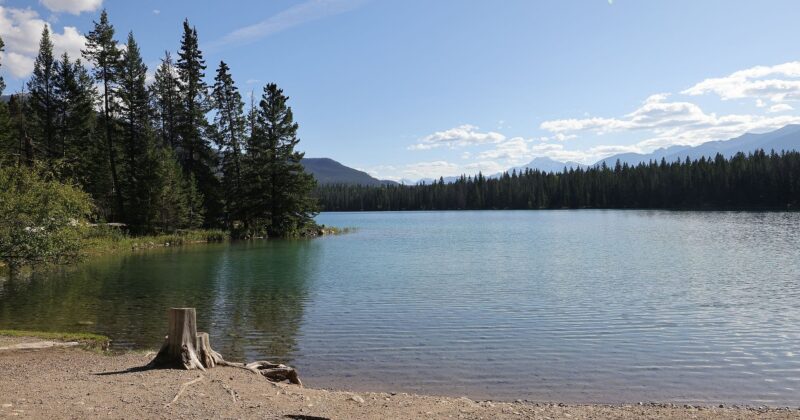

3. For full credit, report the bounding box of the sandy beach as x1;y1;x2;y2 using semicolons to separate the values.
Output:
0;336;797;419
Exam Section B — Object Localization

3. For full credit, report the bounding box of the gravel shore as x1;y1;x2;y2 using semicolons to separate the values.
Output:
0;336;797;419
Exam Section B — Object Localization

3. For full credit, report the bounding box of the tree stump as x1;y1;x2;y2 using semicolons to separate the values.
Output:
149;308;208;370
148;307;302;385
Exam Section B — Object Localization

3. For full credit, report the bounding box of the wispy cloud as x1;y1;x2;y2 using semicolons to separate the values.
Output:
682;61;800;103
540;90;800;151
40;0;102;15
207;0;366;51
408;124;506;150
389;60;800;181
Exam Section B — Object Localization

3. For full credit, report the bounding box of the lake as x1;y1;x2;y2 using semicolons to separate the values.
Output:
1;210;799;405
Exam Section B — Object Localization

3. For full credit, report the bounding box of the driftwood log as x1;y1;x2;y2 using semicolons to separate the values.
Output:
148;308;302;385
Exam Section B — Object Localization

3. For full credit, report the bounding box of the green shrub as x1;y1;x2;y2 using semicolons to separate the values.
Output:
0;165;92;272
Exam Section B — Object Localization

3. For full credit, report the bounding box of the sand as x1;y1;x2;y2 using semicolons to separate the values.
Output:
0;336;797;419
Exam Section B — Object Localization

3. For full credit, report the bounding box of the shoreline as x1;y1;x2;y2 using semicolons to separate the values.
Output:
0;336;796;419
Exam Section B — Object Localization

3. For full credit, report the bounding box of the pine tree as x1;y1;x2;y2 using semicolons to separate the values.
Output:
52;53;96;180
176;19;220;226
152;52;180;149
0;35;11;164
211;61;246;229
184;172;205;228
118;32;159;231
6;95;34;166
243;83;318;237
151;147;201;232
0;35;5;95
28;25;58;161
83;9;124;221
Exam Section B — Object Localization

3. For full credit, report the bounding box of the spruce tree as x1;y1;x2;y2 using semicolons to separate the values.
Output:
28;25;58;161
83;9;124;221
53;53;96;180
243;83;318;237
176;19;220;226
118;32;159;231
0;35;5;95
211;61;246;229
151;147;196;231
152;52;180;149
0;35;11;164
6;95;34;166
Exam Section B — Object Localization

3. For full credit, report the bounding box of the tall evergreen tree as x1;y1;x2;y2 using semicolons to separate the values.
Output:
211;61;246;228
6;95;34;166
0;35;5;95
27;26;58;161
117;32;159;231
152;52;180;149
150;147;199;231
0;35;11;164
243;83;318;237
52;53;96;179
83;9;124;221
176;19;220;226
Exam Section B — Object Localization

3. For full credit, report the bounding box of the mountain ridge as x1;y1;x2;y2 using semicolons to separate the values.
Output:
301;157;396;186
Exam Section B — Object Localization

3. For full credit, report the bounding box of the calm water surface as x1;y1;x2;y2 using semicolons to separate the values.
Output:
1;210;799;405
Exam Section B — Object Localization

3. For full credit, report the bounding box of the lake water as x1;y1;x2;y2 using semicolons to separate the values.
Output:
1;210;799;405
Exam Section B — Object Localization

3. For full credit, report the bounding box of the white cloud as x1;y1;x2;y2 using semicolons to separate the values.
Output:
683;61;800;103
40;0;102;15
380;61;800;181
476;137;531;161
0;6;87;80
369;161;462;181
540;93;800;152
152;9;160;15
208;0;365;50
409;124;506;150
768;103;793;113
1;51;35;78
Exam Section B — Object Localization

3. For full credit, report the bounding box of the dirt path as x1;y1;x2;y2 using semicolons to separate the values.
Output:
0;337;796;419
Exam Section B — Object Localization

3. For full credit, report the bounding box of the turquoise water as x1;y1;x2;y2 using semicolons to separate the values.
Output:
1;210;799;404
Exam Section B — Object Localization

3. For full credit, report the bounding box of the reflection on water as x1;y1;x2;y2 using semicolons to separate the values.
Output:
1;210;800;405
0;240;320;363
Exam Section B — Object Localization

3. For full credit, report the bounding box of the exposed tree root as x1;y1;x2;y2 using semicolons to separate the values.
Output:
148;308;302;386
167;376;204;406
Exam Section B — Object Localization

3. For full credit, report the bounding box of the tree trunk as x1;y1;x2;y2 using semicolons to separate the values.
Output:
149;308;206;370
148;307;302;385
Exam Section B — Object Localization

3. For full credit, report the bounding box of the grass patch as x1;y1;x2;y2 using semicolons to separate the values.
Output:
0;329;110;350
82;226;229;256
317;226;357;235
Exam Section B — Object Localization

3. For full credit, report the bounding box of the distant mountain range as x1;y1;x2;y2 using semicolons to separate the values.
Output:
306;125;800;185
301;158;396;186
507;124;800;175
507;156;588;174
592;124;800;168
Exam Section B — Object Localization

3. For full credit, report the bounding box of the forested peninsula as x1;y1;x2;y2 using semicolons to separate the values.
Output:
0;11;319;270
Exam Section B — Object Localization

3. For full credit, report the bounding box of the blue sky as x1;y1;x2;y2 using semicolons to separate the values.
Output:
2;0;800;181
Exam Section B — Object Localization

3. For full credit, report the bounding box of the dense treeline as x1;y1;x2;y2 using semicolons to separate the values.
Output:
315;150;800;211
0;11;317;238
